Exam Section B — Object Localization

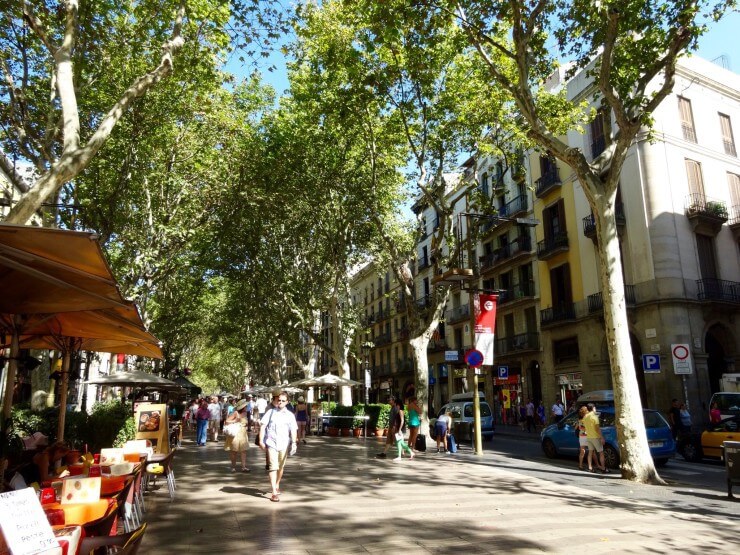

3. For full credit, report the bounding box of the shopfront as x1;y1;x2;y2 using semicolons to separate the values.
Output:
556;371;583;408
493;371;522;425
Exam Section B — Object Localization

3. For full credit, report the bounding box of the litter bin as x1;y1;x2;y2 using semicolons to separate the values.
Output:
454;421;472;443
722;440;740;499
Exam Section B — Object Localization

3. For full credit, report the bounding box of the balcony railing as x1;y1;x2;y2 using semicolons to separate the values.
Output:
376;308;392;322
498;194;528;218
445;304;470;324
496;332;540;355
682;123;697;143
587;285;636;313
582;203;626;239
540;303;576;325
685;194;729;220
535;167;562;197
696;279;740;303
374;332;393;346
427;339;448;352
537;232;569;259
724;139;737;157
509;234;532;257
417;255;431;270
416;294;433;309
499;280;536;305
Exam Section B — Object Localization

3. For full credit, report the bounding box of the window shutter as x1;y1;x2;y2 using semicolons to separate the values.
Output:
678;97;697;142
728;173;740;209
719;113;737;156
685;159;705;197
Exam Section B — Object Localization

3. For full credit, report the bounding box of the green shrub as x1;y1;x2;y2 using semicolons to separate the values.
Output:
113;417;137;448
351;405;366;428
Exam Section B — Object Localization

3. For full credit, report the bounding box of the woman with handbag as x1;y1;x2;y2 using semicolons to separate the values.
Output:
224;399;250;473
392;398;414;462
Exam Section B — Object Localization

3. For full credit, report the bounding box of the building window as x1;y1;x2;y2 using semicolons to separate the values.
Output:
678;96;697;142
685;159;705;198
729;173;740;213
696;234;718;281
549;263;573;308
589;110;606;158
543;199;566;240
480;172;489;197
553;336;579;364
719;113;737;157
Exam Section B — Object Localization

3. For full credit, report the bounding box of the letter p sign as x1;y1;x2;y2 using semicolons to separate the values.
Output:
642;354;660;373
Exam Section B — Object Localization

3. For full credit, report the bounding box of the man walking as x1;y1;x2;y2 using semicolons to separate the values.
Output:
207;396;221;442
257;391;298;502
525;398;535;432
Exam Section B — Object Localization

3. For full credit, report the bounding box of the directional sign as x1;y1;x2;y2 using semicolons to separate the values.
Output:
498;365;509;379
671;343;693;375
465;349;484;368
642;354;661;373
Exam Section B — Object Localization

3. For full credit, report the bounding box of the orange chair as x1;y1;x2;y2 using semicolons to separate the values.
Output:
81;498;118;539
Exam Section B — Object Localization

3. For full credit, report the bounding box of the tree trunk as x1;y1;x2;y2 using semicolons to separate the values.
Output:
593;190;663;484
409;335;431;436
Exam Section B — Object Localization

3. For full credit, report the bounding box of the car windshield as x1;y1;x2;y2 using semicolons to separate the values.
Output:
445;406;462;419
713;393;740;411
709;417;739;432
463;404;492;418
561;412;578;426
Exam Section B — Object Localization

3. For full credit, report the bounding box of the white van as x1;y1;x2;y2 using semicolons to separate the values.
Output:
435;392;494;441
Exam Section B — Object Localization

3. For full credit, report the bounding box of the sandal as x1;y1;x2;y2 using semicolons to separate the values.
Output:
241;467;250;473
270;494;279;502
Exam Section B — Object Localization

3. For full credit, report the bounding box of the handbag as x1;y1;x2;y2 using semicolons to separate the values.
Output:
223;422;241;438
255;409;274;446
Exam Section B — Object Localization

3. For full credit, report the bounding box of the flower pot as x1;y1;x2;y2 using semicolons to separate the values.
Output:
340;428;351;437
352;428;363;438
374;428;385;437
327;427;339;437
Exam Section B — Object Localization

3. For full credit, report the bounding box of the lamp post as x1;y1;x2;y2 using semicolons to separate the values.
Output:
434;211;538;455
361;343;371;405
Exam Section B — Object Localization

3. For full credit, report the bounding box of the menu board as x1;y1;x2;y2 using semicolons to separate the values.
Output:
134;403;169;454
0;488;60;555
60;477;101;505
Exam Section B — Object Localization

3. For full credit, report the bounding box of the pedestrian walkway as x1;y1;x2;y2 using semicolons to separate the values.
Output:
140;431;737;554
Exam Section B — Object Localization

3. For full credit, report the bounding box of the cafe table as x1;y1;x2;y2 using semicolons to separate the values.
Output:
43;498;113;526
52;525;83;555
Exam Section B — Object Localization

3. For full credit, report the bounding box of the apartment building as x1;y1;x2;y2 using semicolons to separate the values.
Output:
533;55;740;419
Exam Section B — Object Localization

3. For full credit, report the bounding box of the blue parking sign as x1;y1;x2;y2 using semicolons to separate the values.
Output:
642;354;660;373
498;366;509;379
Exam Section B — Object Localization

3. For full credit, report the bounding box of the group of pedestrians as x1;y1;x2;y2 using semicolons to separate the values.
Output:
186;391;305;503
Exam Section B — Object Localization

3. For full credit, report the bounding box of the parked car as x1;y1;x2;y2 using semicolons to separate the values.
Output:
678;415;740;462
708;392;740;421
540;406;676;468
431;392;495;441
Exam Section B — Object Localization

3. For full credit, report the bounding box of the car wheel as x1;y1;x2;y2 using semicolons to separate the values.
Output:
603;445;620;469
680;441;702;463
653;458;669;468
542;438;558;459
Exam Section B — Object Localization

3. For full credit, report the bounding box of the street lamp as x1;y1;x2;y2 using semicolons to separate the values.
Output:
361;343;372;405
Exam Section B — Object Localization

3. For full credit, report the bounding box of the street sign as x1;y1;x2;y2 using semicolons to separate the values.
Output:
445;350;459;362
498;365;509;379
642;354;661;373
465;349;484;368
671;343;693;375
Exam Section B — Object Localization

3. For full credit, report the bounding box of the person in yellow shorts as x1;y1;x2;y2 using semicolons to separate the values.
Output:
582;403;610;474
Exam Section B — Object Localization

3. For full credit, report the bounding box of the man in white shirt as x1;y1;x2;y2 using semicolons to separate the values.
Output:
258;391;297;502
551;397;564;423
255;396;268;420
207;396;221;441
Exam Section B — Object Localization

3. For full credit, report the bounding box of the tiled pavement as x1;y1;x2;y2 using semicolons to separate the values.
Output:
140;429;737;554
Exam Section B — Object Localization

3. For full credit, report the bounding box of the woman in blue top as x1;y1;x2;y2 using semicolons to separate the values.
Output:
406;396;422;451
295;396;309;444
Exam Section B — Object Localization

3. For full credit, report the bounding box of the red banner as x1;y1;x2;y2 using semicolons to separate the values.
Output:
475;294;498;365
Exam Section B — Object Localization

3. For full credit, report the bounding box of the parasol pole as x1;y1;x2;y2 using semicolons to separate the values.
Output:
56;340;74;442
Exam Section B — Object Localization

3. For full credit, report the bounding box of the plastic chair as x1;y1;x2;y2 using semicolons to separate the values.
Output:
78;522;147;555
81;498;118;538
145;449;176;501
113;476;137;533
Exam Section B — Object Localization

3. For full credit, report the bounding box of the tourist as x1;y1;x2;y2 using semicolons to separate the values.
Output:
257;391;298;502
224;399;250;473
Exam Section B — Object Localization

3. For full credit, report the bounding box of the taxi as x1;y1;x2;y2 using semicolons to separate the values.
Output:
678;415;740;462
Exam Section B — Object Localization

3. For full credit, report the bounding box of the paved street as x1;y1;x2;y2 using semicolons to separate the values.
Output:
141;428;738;554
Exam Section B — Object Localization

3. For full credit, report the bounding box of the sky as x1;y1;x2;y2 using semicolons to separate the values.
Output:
244;9;740;97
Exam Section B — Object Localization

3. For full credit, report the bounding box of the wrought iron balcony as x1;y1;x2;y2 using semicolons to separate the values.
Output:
374;332;393;346
540;303;576;326
535;167;562;197
696;279;740;303
417;255;431;270
724;139;737;157
587;285;636;313
416;294;433;309
582;203;626;239
376;308;392;322
499;280;536;305
496;332;540;355
445;304;470;324
498;194;529;218
537;232;569;259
